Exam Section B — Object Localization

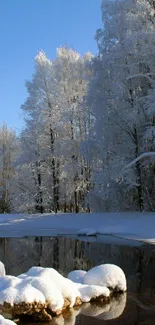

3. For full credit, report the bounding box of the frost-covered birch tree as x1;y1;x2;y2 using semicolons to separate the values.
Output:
14;48;93;213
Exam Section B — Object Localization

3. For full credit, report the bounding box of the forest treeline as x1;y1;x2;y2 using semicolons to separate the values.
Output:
1;0;155;213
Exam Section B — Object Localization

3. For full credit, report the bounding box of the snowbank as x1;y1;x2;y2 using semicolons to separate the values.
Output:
1;212;155;245
68;270;87;283
83;264;127;292
0;315;16;325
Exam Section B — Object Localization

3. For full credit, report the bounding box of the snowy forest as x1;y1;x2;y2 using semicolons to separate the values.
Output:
1;0;155;213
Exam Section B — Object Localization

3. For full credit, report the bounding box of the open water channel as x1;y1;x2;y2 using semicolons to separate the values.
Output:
0;235;155;325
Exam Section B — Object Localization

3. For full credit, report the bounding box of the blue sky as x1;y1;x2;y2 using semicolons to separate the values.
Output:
0;0;102;133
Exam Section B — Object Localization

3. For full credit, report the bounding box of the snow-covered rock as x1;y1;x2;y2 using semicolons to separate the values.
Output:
83;264;127;292
0;275;45;306
0;265;112;314
0;262;126;321
18;271;64;311
0;280;46;306
76;283;110;302
0;315;16;325
77;228;97;236
31;277;64;311
26;267;80;308
68;270;86;283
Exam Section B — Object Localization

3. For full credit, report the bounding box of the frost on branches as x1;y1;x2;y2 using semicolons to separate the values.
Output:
87;0;155;212
11;48;93;214
2;0;155;213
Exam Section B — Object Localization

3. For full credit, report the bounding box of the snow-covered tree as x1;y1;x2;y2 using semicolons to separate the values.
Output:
15;47;93;213
0;123;18;212
87;0;155;211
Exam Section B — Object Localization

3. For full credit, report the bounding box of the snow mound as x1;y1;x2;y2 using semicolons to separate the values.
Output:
0;270;65;311
0;315;16;325
76;283;110;302
0;281;45;306
0;275;40;306
26;267;80;308
83;264;127;292
0;263;126;317
31;277;64;311
77;228;97;236
68;270;86;283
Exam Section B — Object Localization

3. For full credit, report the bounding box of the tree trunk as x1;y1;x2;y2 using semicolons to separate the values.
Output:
50;127;59;213
134;128;144;212
35;160;44;214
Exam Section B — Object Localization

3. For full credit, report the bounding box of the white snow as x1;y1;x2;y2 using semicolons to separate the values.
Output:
124;152;155;169
0;315;16;325
26;267;80;308
0;212;155;245
77;228;97;236
0;279;45;306
0;263;124;314
75;283;110;302
0;270;65;311
83;264;127;292
68;270;87;283
31;277;64;311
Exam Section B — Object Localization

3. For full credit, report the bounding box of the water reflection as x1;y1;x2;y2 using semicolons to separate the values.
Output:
17;292;155;325
17;294;126;325
80;293;127;320
0;236;155;293
0;236;155;324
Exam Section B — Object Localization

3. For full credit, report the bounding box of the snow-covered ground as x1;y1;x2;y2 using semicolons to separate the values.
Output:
0;212;154;245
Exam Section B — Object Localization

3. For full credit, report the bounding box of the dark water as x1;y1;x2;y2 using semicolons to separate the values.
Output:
0;236;155;325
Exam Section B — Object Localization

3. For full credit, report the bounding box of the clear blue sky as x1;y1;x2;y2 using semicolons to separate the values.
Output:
0;0;102;133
